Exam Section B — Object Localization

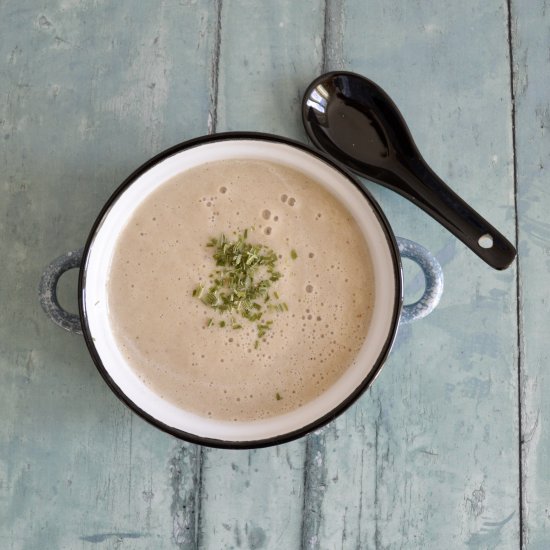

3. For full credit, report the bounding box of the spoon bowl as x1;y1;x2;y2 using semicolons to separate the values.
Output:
302;71;516;270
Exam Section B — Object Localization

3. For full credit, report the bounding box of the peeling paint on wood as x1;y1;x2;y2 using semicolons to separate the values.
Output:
512;0;550;548
300;1;520;548
197;3;323;548
1;1;217;548
169;444;202;549
1;0;547;548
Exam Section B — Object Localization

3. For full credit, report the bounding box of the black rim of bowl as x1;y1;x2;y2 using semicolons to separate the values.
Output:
78;132;403;449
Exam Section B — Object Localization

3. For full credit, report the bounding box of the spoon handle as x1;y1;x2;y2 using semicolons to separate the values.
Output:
386;159;516;270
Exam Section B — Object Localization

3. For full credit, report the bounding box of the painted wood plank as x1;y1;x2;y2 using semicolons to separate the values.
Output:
511;0;550;547
0;1;218;548
215;0;325;137
301;1;520;548
197;2;324;549
0;1;534;549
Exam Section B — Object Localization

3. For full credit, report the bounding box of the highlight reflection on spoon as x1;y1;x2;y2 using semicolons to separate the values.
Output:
302;71;516;270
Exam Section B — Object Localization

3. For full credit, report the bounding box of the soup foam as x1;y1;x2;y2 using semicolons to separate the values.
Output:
107;159;374;421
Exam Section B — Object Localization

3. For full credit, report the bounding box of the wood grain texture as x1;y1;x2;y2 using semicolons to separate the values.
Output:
0;1;218;548
301;1;520;548
511;0;550;548
0;0;545;548
198;2;324;549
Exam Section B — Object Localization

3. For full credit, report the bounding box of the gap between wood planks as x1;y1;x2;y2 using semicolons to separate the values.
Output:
506;0;524;547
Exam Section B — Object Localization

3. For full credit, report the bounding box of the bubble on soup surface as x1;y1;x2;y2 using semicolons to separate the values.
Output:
262;209;271;220
306;284;314;293
219;186;227;193
288;197;296;206
281;194;288;203
264;226;272;235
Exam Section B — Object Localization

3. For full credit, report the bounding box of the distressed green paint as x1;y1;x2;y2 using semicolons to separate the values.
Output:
216;0;325;137
0;1;217;548
512;1;550;548
1;0;547;548
200;444;306;550
198;2;324;549
303;1;520;548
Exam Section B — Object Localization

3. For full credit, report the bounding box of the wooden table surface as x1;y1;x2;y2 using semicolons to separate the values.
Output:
1;1;549;548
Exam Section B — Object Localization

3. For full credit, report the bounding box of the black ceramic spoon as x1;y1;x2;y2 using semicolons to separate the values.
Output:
302;71;516;270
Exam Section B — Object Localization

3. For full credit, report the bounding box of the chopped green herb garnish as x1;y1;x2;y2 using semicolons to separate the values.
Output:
254;340;259;349
268;302;288;313
206;318;213;327
193;229;288;342
192;284;204;298
290;249;298;260
276;392;282;401
202;291;218;307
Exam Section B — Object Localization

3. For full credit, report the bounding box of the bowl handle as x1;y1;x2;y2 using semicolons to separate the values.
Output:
39;240;442;332
396;237;444;324
39;249;84;334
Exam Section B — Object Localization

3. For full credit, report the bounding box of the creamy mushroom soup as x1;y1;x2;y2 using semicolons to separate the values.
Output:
107;159;374;421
